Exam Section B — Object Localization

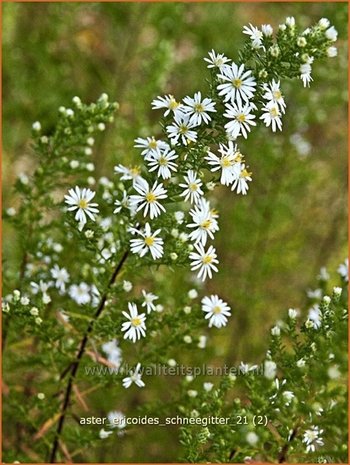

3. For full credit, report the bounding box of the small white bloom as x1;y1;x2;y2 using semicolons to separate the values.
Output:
147;147;178;179
35;317;43;325
114;164;143;186
318;266;330;281
130;223;164;260
264;360;277;379
166;112;198;146
121;303;146;343
30;307;39;316
201;295;231;328
328;365;340;379
123;280;133;292
122;363;145;388
337;258;348;282
297;358;306;368
188;289;198;299
288;308;298;319
170;252;178;260
32;121;41;131
262;24;273;36
184;335;192;344
102;339;122;369
51;265;70;292
64;186;99;229
318;18;330;30
326;46;337;58
203;382;213;392
179;170;204;204
217;62;256;105
297;36;307;47
260;102;283;132
182;91;216;126
198;335;207;349
134;137;169;160
230;164;252;195
69;282;91;305
282;390;295;405
187;390;198;398
37;392;45;400
99;429;113;439
271;326;281;336
190;243;219;281
187;199;219;246
174;211;185;224
151;94;183;117
262;80;286;113
285;16;295;28
325;26;338;42
243;24;264;49
205;141;241;186
108;410;126;429
113;190;136;216
167;359;177;367
246;432;259;445
130;179;167;219
308;305;322;329
333;286;342;297
300;62;313;87
303;426;324;453
141;290;158;313
20;296;30;306
224;102;256;139
204;49;231;70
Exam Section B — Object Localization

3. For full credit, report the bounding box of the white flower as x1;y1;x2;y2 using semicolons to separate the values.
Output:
99;429;113;439
325;26;338;42
201;295;231;328
285;16;295;28
198;335;207;349
130;179;167;219
204;49;231;70
337;258;348;282
205;142;241;186
64;186;99;229
147;147;178;179
217;63;256;105
114;164;143;186
300;63;313;87
190;243;219;281
151;94;183;117
243;24;264;49
69;283;91;305
188;289;198;299
113;191;136;216
264;360;277;379
123;280;133;292
187;390;198;397
333;286;342;297
262;24;273;36
50;265;70;292
174;211;185;224
296;358;306;368
326;46;337;58
107;410;126;429
303;426;324;453
166;112;198;145
318;18;330;30
179;170;204;204
223;102;256;139
134;137;169;160
130;223;164;260
230;164;252;195
141;290;158;313
288;308;299;319
187;199;219;246
102;339;122;369
260;102;283;132
262;79;286;113
182;91;216;126
246;432;259;446
308;305;322;329
328;365;340;379
121;303;146;343
122;362;145;388
282;390;295;405
203;382;214;392
271;326;281;336
30;280;51;296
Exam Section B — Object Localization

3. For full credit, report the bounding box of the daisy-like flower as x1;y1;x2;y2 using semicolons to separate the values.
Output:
179;170;204;204
64;186;99;229
231;164;252;195
205;141;242;186
204;49;231;70
187;199;219;246
182;91;216;126
300;62;313;87
189;243;219;281
122;362;145;388
102;339;122;370
113;190;136;216
166;112;198;146
107;410;126;429
141;290;158;313
129;179;167;219
130;223;164;260
262;80;286;113
151;94;183;117
262;24;273;36
69;282;91;305
243;24;264;49
308;304;322;329
121;302;146;343
217;62;256;105
224;102;256;139
114;164;143;186
260;102;283;132
147;147;178;179
134;137;169;161
201;295;231;328
337;258;348;282
50;265;70;292
302;426;324;453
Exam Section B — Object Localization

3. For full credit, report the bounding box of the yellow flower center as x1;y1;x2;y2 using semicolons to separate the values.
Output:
202;255;213;264
159;156;167;166
234;151;242;162
270;107;279;118
201;219;212;229
194;103;205;113
131;317;141;327
146;192;156;203
237;113;246;123
78;199;88;209
130;167;141;177
189;183;198;192
221;156;233;168
144;236;155;247
232;78;242;88
179;124;189;135
213;305;222;314
241;169;252;178
169;98;180;110
273;90;282;100
149;140;158;149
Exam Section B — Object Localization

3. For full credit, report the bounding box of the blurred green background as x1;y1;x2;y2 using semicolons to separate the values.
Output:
2;2;347;462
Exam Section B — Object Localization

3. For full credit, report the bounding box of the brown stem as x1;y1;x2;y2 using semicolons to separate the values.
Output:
278;424;299;463
49;250;129;463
